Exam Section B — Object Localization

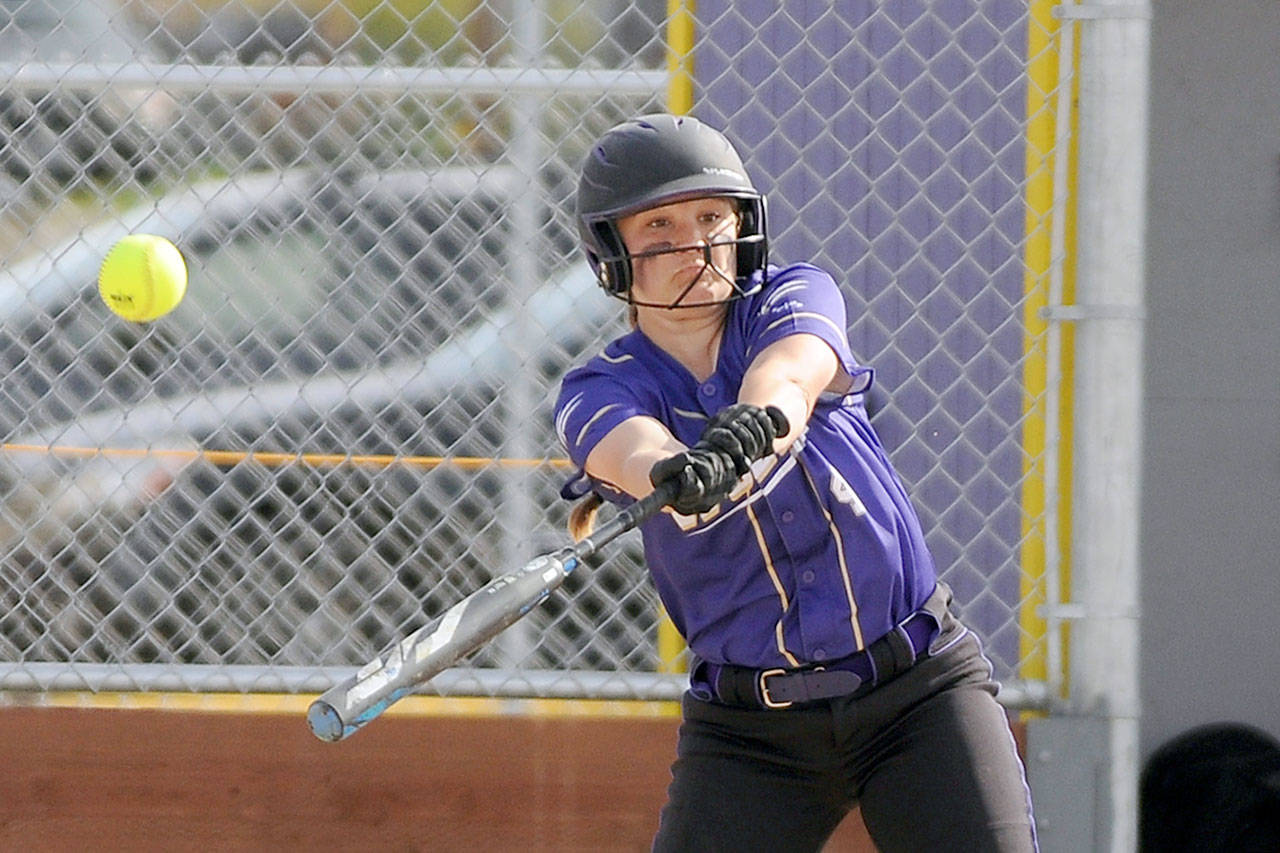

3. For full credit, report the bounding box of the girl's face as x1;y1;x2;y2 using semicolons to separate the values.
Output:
616;196;740;309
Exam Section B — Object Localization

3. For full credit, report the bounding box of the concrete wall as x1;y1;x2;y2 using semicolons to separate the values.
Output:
1141;0;1280;754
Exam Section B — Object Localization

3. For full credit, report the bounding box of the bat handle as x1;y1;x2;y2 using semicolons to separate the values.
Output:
571;426;788;561
618;479;681;528
569;479;679;561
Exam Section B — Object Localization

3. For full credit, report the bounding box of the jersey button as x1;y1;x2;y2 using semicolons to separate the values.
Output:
801;570;815;584
700;382;717;397
781;510;795;523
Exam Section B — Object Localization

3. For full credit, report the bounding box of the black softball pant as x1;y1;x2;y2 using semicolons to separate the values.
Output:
652;626;1037;852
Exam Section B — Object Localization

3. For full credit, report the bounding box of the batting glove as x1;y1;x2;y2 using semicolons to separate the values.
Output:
699;404;790;476
650;405;790;514
649;445;739;515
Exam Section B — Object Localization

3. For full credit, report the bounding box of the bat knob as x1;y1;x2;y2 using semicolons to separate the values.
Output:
307;700;347;742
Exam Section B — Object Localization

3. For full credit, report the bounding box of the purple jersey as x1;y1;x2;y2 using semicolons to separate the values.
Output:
554;263;938;671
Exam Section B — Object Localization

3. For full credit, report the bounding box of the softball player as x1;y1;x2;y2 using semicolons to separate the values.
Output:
554;114;1037;852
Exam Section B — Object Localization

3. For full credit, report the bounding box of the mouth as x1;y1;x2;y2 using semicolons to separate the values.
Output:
678;261;727;289
678;263;714;283
665;262;734;306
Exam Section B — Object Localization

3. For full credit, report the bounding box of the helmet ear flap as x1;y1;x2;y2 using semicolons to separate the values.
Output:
736;195;768;278
587;221;632;296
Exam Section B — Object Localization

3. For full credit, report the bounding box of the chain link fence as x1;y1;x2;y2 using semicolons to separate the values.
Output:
0;0;1057;706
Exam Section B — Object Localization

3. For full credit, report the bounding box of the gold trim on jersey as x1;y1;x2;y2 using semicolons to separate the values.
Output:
760;310;847;344
572;402;625;450
665;452;795;532
746;502;800;667
796;456;866;651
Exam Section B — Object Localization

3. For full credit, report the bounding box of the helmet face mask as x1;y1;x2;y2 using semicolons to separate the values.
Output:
576;114;769;304
589;200;768;309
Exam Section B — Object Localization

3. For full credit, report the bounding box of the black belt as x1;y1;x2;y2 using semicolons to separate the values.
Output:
693;584;950;710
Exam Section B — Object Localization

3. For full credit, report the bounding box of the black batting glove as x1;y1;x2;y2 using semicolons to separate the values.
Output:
699;404;791;475
650;405;790;515
649;445;738;515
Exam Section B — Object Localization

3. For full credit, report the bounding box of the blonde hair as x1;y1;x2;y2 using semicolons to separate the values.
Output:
568;492;604;541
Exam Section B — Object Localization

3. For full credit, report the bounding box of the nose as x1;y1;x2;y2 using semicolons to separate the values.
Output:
670;217;708;249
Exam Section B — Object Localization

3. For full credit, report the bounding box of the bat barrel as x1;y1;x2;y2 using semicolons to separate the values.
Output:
307;551;573;742
300;407;783;740
307;698;346;742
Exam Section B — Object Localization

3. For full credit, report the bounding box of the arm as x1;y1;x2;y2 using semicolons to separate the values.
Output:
583;333;846;502
583;414;684;501
583;408;782;514
737;332;852;450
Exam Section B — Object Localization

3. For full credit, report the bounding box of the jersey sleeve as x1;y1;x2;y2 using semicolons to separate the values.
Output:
744;264;873;394
554;360;648;471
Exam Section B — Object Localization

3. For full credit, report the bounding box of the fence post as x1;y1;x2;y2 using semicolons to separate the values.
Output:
1067;1;1151;849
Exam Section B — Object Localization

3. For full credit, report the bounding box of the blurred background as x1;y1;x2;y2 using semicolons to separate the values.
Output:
0;0;1038;697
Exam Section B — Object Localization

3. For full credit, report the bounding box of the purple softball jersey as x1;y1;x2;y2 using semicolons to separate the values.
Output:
554;263;939;671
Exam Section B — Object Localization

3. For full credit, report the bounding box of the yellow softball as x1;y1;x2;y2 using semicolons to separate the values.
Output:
98;234;188;323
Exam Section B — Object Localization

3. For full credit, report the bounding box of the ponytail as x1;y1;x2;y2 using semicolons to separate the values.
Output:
568;492;604;541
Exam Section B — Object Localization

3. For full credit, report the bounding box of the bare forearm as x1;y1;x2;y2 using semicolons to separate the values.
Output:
738;373;812;448
738;334;842;450
584;416;685;500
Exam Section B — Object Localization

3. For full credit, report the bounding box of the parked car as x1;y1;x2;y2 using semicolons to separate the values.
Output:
0;166;646;675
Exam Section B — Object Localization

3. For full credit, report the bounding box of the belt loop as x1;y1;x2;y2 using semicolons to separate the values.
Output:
892;623;918;667
689;659;716;702
867;635;896;685
884;624;915;673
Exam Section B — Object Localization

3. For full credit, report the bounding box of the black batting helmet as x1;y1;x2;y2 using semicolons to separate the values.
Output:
575;114;768;299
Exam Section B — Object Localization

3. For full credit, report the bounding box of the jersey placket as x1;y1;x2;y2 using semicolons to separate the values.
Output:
751;450;862;666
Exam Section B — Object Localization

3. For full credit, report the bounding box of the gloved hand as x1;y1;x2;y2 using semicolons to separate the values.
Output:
648;445;738;515
649;404;791;514
699;404;790;475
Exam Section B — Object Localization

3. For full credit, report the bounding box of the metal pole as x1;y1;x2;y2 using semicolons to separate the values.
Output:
1042;7;1078;705
1063;2;1150;850
0;662;1051;706
0;61;665;97
493;0;548;667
